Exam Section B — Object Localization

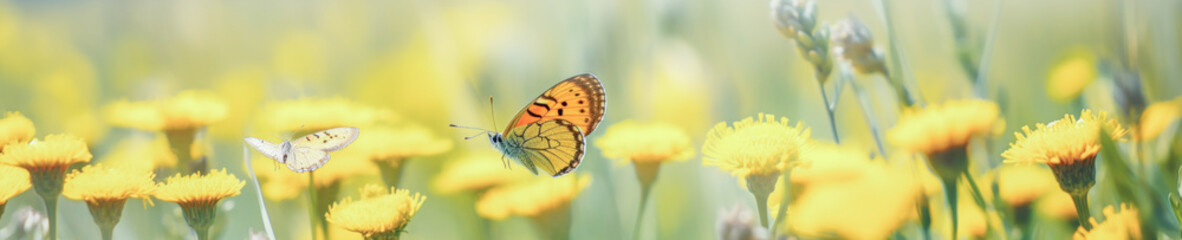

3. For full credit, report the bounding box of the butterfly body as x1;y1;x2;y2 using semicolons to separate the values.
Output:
245;127;360;173
460;73;605;177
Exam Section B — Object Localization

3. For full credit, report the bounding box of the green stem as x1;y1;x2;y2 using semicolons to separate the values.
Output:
1070;193;1093;230
195;226;210;240
633;182;654;240
818;82;841;144
165;128;199;174
631;161;660;240
918;196;932;240
941;176;958;240
769;170;792;235
754;193;770;229
43;196;58;240
308;172;320;240
847;70;888;157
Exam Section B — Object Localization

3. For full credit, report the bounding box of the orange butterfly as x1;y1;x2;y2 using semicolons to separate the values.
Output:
452;73;606;177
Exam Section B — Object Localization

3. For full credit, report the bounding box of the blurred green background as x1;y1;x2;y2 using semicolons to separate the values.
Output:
0;0;1180;239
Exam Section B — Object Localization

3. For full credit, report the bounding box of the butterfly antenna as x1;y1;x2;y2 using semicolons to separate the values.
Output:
489;96;498;131
462;132;486;140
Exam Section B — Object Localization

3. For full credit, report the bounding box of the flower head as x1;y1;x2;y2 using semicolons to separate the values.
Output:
1004;110;1125;166
0;134;92;171
703;113;811;178
596;120;695;164
1074;204;1140;240
62;164;155;203
0;112;35;153
0;165;30;204
830;14;886;75
351;124;451;164
155;169;244;239
784;144;921;239
1047;50;1097;102
104;90;228;131
99;136;177;172
1003;110;1124;196
476;174;591;220
1137;97;1182;140
433;152;534;194
154;169;244;205
888;100;1000;155
770;0;816;40
325;185;426;238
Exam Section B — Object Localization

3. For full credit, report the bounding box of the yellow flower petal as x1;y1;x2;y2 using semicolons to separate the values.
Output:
0;134;92;170
888;100;999;155
595;120;695;164
326;185;426;237
104;90;228;131
1003;110;1126;166
1137;98;1182;140
784;144;921;240
154;169;244;205
703;113;811;178
0;112;35;153
476;174;590;220
62;164;155;203
0;165;30;204
432;152;534;194
1047;50;1097;102
1074;204;1140;240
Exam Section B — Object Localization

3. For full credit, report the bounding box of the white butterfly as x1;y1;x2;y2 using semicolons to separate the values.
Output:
244;127;360;172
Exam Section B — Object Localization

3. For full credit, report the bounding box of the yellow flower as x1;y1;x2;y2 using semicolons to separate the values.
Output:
0;134;92;172
1004;110;1126;166
62;164;155;240
353;124;451;164
0;134;91;239
99;136;178;172
0;165;30;204
1074;204;1140;240
596;120;695;164
888;100;1000;155
154;169;244;240
1003;110;1124;195
155;169;244;205
432;152;534;194
326;185;426;239
784;144;921;240
0;112;35;153
1137;97;1182;140
476;174;591;220
997;165;1056;207
256;98;394;134
703;113;811;178
1047;50;1097;102
104;90;228;131
63;164;155;203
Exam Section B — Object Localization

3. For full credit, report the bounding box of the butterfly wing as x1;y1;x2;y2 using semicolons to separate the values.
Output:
504;73;606;135
286;146;331;173
244;137;284;161
291;127;360;152
502;119;585;177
